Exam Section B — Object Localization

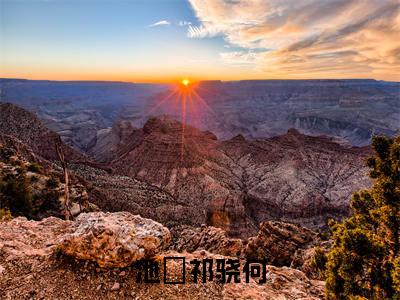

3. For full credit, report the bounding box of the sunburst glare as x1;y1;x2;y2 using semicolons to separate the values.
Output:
143;79;216;162
182;79;190;86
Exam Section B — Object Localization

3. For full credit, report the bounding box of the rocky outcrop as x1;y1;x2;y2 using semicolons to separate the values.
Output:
59;212;171;267
105;117;371;236
0;215;325;300
0;103;87;162
174;225;243;257
291;244;330;280
244;221;319;266
87;120;138;163
220;128;372;231
0;216;73;260
69;164;197;230
108;116;255;237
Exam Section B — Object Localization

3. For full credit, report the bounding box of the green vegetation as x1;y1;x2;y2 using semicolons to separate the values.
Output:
40;189;61;214
46;177;59;188
0;207;12;221
30;174;39;183
0;168;33;217
27;162;42;173
310;247;328;279
326;136;400;299
0;146;15;163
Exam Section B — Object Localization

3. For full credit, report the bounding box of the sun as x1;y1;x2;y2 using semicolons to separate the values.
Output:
181;78;190;86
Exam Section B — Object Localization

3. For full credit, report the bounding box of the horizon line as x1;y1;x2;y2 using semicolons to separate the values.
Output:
1;77;399;85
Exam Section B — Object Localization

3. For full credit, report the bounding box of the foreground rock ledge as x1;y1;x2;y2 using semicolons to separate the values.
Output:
0;215;324;299
59;212;171;267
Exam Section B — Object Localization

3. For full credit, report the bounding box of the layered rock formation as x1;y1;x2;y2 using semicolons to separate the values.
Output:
108;116;255;237
87;120;138;162
174;225;243;257
0;103;87;162
90;116;371;237
0;104;201;234
134;79;400;146
0;103;372;238
220;128;372;230
69;164;196;232
244;221;319;266
2;79;398;149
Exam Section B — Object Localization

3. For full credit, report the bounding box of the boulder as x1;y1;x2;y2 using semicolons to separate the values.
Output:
174;225;243;257
59;212;171;267
244;221;318;266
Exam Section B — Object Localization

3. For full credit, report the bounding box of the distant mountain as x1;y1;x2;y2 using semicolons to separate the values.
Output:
90;116;372;237
1;79;398;150
136;79;400;146
0;79;169;150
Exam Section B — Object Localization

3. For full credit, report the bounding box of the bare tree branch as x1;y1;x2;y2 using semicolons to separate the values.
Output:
55;137;72;220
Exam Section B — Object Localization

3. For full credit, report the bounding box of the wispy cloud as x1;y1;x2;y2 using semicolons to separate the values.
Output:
178;21;192;26
187;24;221;38
149;20;171;27
220;50;265;65
188;0;400;79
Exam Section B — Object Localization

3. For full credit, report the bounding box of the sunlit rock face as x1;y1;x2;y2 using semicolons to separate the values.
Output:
244;221;319;266
174;225;244;257
59;212;171;268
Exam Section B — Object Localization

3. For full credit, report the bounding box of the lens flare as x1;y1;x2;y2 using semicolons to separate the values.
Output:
182;78;190;86
143;78;216;162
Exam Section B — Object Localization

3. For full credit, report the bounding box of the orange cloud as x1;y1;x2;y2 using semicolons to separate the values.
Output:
188;0;400;80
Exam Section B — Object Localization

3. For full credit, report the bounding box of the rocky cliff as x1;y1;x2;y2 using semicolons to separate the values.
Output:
220;128;372;230
0;103;87;162
93;117;371;237
0;103;372;238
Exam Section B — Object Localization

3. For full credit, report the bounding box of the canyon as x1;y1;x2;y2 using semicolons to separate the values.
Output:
2;79;399;152
0;78;398;299
0;102;372;237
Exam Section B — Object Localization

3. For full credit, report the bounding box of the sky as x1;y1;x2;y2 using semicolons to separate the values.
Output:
1;0;399;82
